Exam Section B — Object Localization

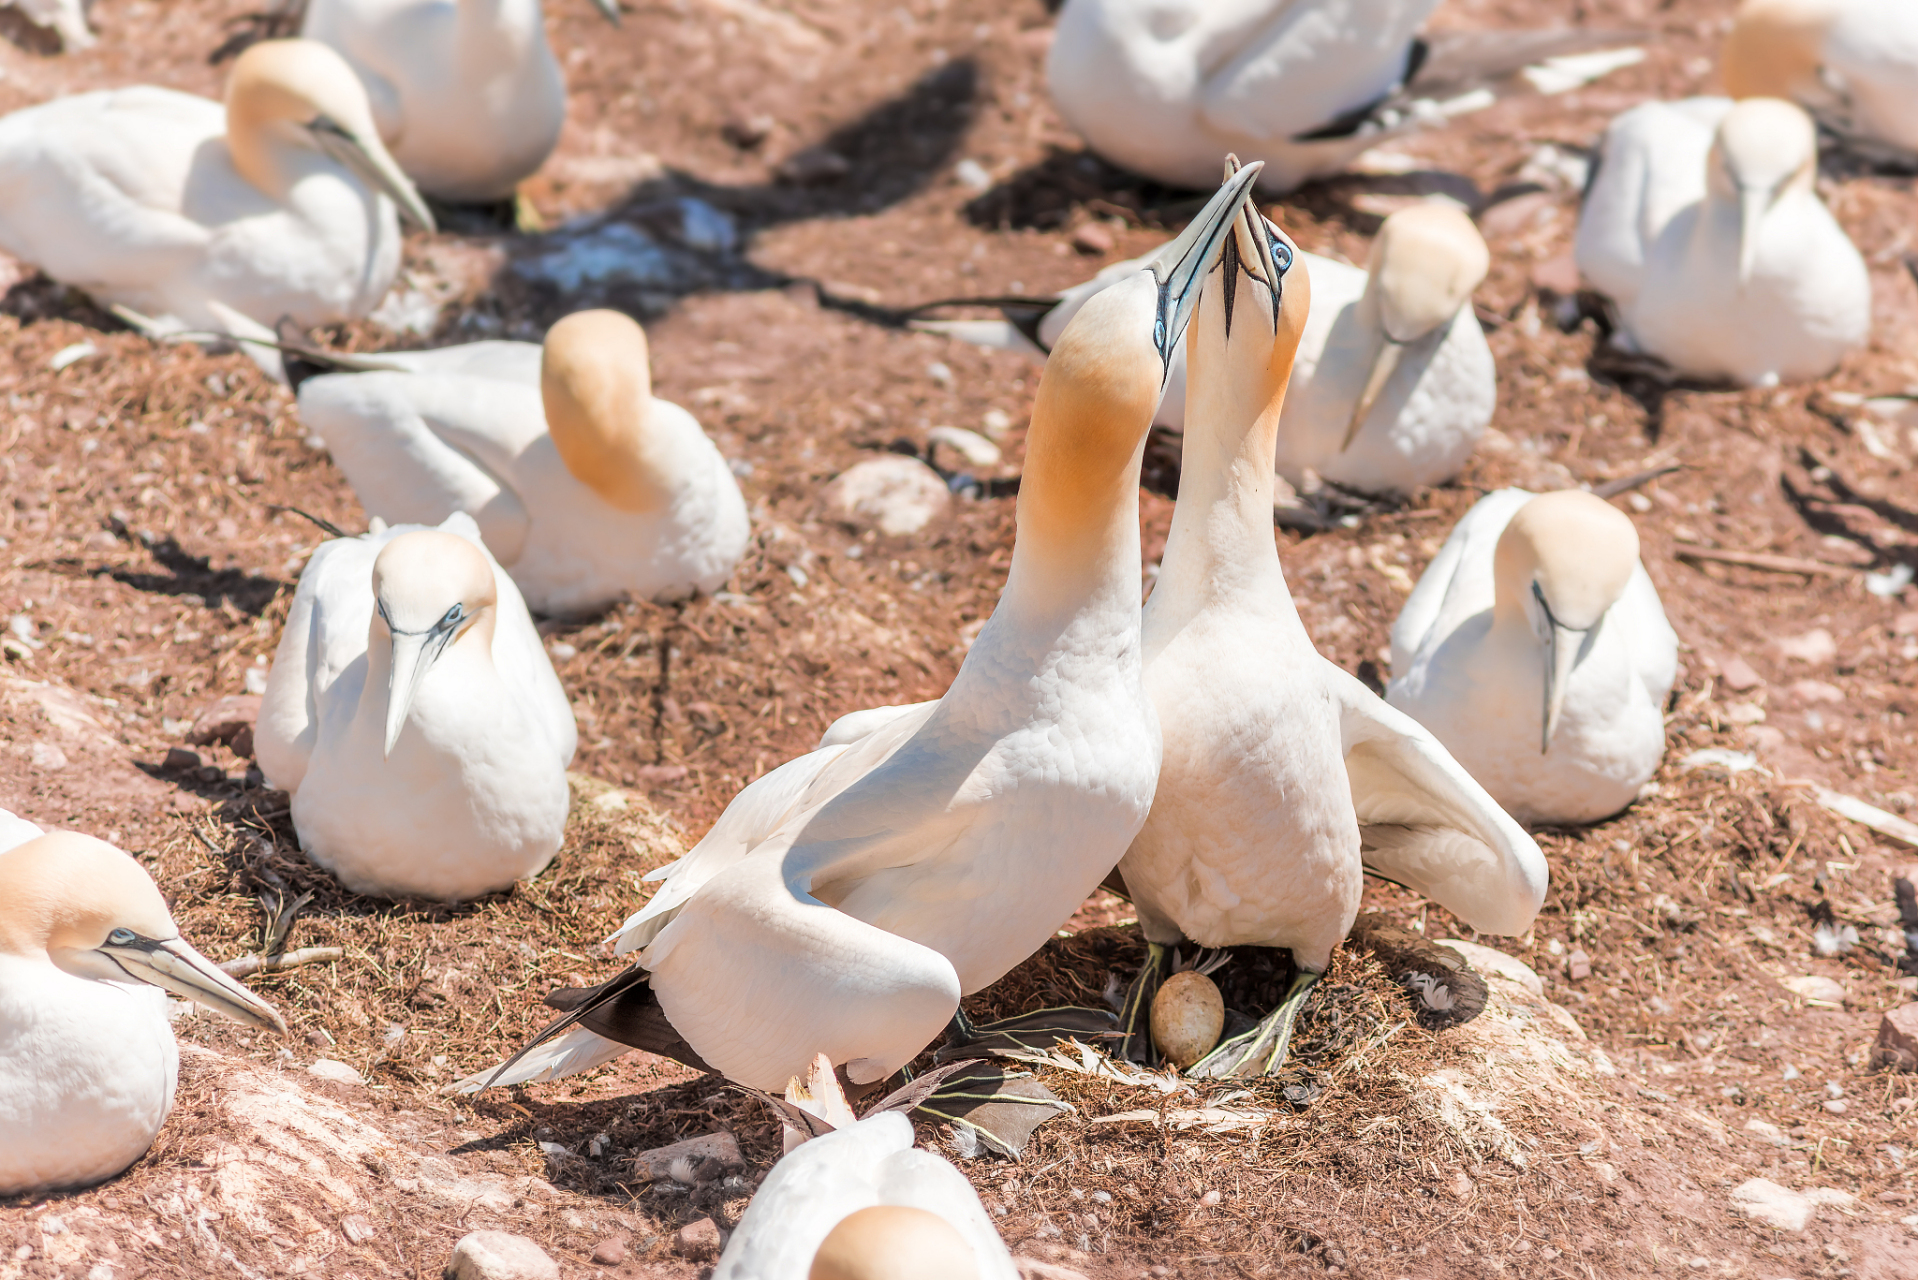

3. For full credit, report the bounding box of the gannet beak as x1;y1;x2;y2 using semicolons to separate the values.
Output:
309;114;438;234
98;932;287;1033
1736;185;1768;285
383;612;463;758
1540;620;1587;754
1343;338;1406;451
1142;159;1265;380
587;0;622;25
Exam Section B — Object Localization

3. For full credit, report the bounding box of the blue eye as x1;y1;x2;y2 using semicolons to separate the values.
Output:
107;928;135;946
1154;316;1167;351
442;604;463;627
1272;239;1293;272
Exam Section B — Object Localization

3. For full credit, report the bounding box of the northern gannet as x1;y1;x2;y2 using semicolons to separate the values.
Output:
1046;0;1644;193
1386;488;1677;826
256;513;577;901
294;310;749;616
1724;0;1918;160
1114;190;1546;1076
1573;95;1869;386
0;832;285;1196
0;39;432;363
301;0;621;202
455;163;1267;1099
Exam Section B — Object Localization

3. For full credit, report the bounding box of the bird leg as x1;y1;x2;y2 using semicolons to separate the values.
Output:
1187;967;1320;1079
1116;939;1173;1065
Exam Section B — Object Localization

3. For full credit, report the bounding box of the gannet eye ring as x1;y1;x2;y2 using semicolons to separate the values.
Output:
441;604;464;628
1271;238;1293;273
107;928;136;946
1153;316;1167;353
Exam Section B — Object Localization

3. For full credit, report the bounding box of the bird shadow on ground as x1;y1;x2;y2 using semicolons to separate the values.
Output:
1780;448;1918;575
106;536;285;616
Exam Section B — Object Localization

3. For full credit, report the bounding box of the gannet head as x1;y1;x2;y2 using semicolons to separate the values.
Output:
1345;202;1490;450
1492;491;1640;753
371;530;498;757
1722;0;1836;102
541;310;674;513
808;1205;977;1280
1708;98;1818;284
225;39;435;233
0;833;286;1032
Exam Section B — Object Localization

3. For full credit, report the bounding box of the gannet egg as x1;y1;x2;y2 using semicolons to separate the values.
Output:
809;1205;976;1280
1150;971;1224;1069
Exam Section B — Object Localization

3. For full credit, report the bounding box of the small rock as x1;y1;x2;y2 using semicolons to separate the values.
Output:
1015;1260;1091;1280
953;158;993;192
721;115;773;149
444;1231;560;1280
162;746;203;772
1780;975;1846;1005
633;1131;742;1181
1719;656;1763;691
1776;628;1836;665
927;425;1002;469
776;146;850;184
1875;1003;1918;1072
590;1237;626;1266
341;1214;376;1245
1437;940;1544;997
821;456;950;537
1823;1099;1849;1114
307;1058;363;1086
1070;222;1115;255
1728;1178;1854;1231
673;1218;721;1261
1565;949;1591;981
187;694;261;747
1789;679;1844;705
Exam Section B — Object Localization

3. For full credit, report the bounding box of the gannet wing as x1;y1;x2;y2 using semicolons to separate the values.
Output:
1327;661;1547;936
1389;488;1531;669
817;700;938;748
365;341;545;385
713;1114;915;1280
1617;564;1678;707
877;1147;1021;1280
0;808;45;855
1575;98;1725;308
255;532;385;792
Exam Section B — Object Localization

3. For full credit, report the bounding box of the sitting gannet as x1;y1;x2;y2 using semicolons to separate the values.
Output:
301;0;621;202
1046;0;1644;193
1112;190;1546;1076
1573;95;1869;386
0;39;432;361
256;513;577;901
455;163;1266;1099
1724;0;1918;160
1387;489;1677;826
294;310;749;616
0;833;285;1196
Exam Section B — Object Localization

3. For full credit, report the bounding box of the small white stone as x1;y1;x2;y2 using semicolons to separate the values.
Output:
306;1058;363;1086
822;456;950;537
445;1231;560;1280
927;425;1002;468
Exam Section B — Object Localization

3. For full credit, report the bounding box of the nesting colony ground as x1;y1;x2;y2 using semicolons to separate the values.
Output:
2;0;1917;1277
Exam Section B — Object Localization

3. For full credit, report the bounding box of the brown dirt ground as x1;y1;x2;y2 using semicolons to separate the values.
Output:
3;0;1918;1277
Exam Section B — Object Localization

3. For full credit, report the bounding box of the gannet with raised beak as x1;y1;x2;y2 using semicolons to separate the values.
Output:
454;163;1266;1102
0;833;285;1196
256;514;576;901
1387;488;1677;825
1574;95;1868;385
1723;0;1918;160
302;0;622;202
293;310;749;615
0;39;432;363
1112;184;1545;1076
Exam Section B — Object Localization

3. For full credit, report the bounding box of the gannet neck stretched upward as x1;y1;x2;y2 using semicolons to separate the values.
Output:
295;309;749;615
1724;0;1918;158
454;163;1266;1100
1387;489;1677;826
257;514;577;901
0;833;284;1196
0;39;431;373
302;0;621;201
1116;192;1546;1076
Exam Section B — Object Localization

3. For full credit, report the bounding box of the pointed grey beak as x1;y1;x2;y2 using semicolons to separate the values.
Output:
1142;160;1264;381
588;0;622;24
1737;185;1768;285
1343;337;1406;451
310;114;437;234
98;933;287;1033
1539;615;1589;754
382;608;465;757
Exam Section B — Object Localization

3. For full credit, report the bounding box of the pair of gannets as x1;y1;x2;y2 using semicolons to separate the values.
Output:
1046;0;1644;193
0;832;285;1196
457;164;1269;1098
920;202;1492;496
1387;489;1677;826
1574;95;1869;386
302;0;621;202
1724;0;1918;160
294;310;749;615
0;39;432;369
257;513;577;901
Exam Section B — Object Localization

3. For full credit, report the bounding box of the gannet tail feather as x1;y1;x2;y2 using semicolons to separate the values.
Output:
446;1025;626;1093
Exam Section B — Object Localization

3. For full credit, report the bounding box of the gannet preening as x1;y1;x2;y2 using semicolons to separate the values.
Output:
454;163;1267;1105
1573;95;1869;386
1724;0;1918;160
1387;489;1677;826
1114;188;1546;1076
0;39;432;368
7;0;93;49
294;310;749;616
0;807;44;855
256;514;577;901
1046;0;1644;193
302;0;621;202
0;833;285;1196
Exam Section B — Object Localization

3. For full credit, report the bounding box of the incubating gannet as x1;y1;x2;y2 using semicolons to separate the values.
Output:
294;310;749;615
1573;95;1868;386
0;806;44;854
1115;191;1546;1076
256;514;577;901
0;39;432;365
1724;0;1918;159
0;833;285;1196
1046;0;1643;192
455;163;1266;1098
1387;489;1677;826
302;0;621;202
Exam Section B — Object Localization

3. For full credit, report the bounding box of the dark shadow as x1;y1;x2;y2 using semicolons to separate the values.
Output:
1;275;126;331
1780;450;1918;578
207;3;305;64
962;147;1208;233
0;8;65;56
1796;446;1918;537
106;536;285;615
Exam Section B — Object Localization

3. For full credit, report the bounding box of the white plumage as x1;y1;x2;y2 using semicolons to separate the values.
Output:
1725;0;1918;158
0;807;44;855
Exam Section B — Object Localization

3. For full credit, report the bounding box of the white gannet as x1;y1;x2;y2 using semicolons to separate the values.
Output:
1387;488;1677;826
0;807;44;854
1046;0;1644;193
1114;191;1546;1075
256;513;577;901
1724;0;1918;160
915;202;1493;496
0;832;285;1196
293;309;750;616
301;0;621;203
7;0;93;50
1573;95;1869;386
455;163;1266;1100
0;39;432;364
